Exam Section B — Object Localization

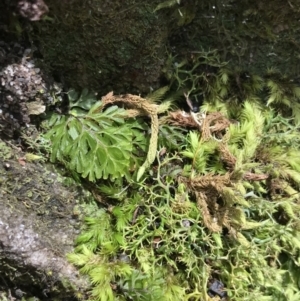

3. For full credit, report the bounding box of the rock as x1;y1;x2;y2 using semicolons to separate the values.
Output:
30;0;171;94
0;42;62;137
0;140;90;300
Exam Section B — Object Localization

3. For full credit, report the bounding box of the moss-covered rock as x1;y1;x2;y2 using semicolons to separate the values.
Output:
29;0;172;94
0;138;92;300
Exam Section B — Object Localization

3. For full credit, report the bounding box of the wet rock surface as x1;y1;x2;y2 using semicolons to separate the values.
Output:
0;142;89;300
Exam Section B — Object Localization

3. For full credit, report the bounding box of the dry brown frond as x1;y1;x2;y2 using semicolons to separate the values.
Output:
218;143;237;170
243;172;269;181
196;191;223;232
186;173;231;192
101;91;160;180
166;110;199;128
201;112;231;141
182;174;233;231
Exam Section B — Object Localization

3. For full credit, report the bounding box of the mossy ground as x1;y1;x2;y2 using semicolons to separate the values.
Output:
1;1;300;300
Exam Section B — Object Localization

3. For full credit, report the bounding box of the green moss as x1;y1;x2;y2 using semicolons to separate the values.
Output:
30;0;169;94
0;140;13;160
67;101;300;300
60;61;300;300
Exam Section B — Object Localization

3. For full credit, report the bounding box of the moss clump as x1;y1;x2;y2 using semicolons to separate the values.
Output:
65;100;300;300
36;48;300;300
29;0;170;94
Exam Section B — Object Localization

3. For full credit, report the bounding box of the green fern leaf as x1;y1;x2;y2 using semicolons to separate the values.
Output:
67;245;94;267
46;104;134;181
68;88;98;112
146;86;170;103
182;131;220;173
92;285;114;301
276;201;296;219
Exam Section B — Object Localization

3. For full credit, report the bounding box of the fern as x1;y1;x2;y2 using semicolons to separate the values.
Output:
45;102;138;181
146;86;170;103
75;210;114;252
68;88;98;112
60;64;300;300
117;269;184;301
158;124;187;151
68;248;132;301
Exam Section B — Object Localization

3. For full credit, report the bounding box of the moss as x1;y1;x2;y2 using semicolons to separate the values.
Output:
168;0;300;77
67;99;300;300
29;0;170;94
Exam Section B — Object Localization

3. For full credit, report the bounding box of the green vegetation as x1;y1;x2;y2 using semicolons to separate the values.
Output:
2;0;300;300
44;89;144;181
38;50;300;300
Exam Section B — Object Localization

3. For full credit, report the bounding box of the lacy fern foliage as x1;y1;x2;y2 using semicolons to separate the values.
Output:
45;95;139;181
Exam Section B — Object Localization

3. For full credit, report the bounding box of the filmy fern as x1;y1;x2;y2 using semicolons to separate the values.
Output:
45;91;149;181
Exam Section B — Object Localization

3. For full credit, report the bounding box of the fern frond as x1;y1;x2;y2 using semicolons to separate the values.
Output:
283;168;300;184
219;68;229;85
275;201;296;219
46;104;135;181
251;75;264;92
200;98;229;116
242;220;269;230
135;248;153;273
146;86;169;103
67;244;95;267
241;101;265;134
75;211;113;251
222;187;249;207
271;149;300;173
285;149;300;172
293;86;300;98
266;79;283;106
158;124;186;151
235;232;251;247
289;102;300;124
68;88;98;112
164;278;186;301
229;101;264;161
89;264;113;286
229;207;247;227
92;285;114;301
